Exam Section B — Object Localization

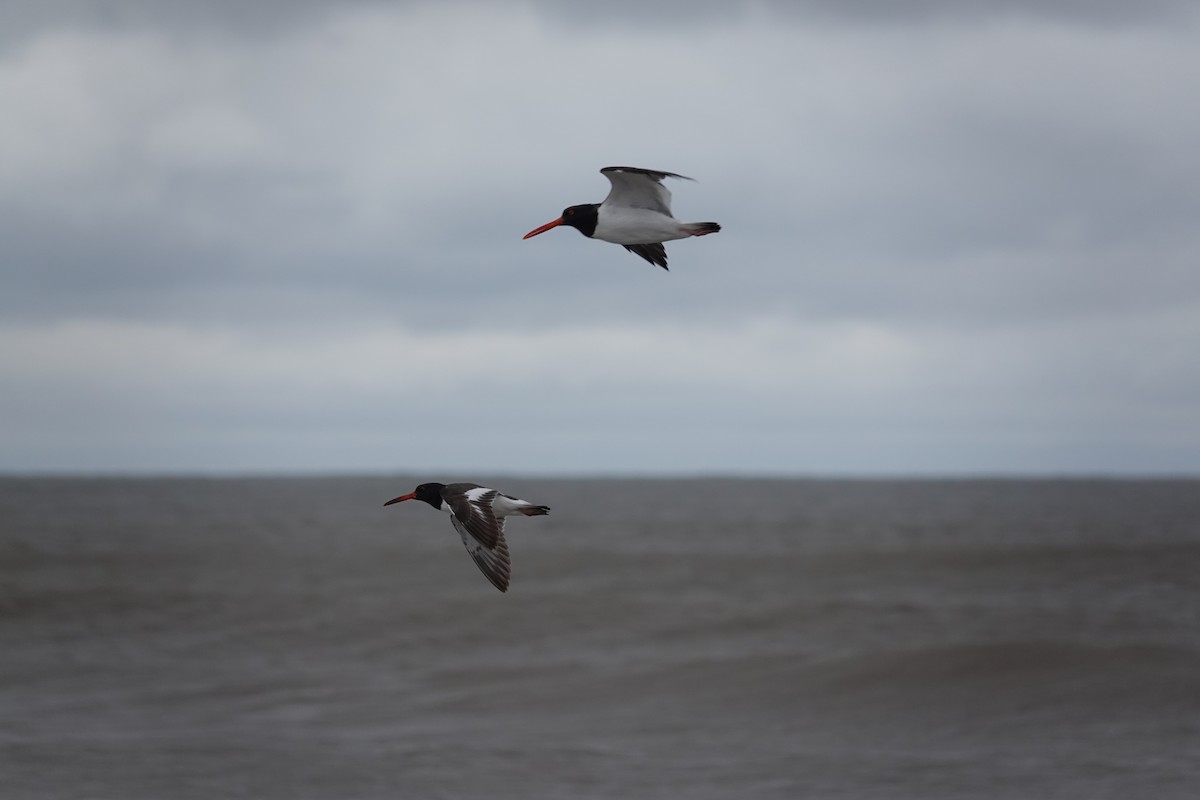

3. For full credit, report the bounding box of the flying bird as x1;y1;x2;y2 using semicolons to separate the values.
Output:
384;482;550;592
523;166;720;270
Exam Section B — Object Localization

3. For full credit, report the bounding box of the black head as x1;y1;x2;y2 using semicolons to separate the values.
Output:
383;482;445;509
559;204;599;237
523;203;599;240
413;482;446;507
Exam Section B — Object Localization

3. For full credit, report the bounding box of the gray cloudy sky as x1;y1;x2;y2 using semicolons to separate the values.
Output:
2;0;1198;475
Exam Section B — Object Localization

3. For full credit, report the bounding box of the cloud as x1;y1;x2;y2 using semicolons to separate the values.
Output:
1;2;1198;473
4;303;1197;473
5;0;1193;45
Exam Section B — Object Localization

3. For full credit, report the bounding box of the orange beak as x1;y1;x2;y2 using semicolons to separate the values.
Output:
523;217;563;239
383;491;417;506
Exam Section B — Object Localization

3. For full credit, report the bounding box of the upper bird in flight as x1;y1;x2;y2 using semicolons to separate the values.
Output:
384;481;550;592
523;166;720;270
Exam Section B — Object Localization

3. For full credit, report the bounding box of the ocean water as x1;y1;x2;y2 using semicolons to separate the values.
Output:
1;476;1198;799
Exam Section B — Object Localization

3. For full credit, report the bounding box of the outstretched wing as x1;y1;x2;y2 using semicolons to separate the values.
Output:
622;243;669;270
447;487;503;549
600;166;693;216
450;514;511;592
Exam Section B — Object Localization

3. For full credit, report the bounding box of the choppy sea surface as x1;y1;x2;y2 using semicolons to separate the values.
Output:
1;476;1198;799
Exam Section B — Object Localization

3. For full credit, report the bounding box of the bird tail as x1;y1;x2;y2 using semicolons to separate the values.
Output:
518;505;550;516
683;222;721;237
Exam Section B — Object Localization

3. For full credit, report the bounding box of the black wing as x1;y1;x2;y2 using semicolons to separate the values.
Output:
623;243;669;270
446;487;504;549
450;515;511;592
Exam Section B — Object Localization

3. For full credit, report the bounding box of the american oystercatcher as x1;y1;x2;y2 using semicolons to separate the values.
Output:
523;166;721;270
384;482;550;592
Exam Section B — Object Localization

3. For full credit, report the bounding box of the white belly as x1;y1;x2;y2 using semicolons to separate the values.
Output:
594;206;687;245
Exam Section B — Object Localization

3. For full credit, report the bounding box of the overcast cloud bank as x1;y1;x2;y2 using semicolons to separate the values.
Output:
2;2;1198;474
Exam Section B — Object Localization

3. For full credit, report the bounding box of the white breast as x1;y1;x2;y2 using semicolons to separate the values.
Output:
594;205;688;245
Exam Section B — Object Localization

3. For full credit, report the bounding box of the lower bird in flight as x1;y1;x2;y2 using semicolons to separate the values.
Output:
523;166;721;270
384;482;550;592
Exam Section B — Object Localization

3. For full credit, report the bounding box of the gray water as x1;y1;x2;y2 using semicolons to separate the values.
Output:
1;477;1198;799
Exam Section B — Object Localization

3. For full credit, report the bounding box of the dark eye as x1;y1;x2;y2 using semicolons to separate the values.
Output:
566;209;574;216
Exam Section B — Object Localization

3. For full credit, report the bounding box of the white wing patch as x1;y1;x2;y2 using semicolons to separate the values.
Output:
601;167;677;216
464;486;494;504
